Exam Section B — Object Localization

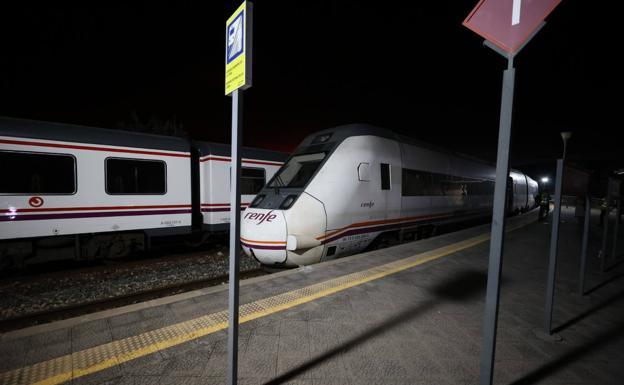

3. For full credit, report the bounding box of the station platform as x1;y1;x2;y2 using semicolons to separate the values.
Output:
1;208;623;385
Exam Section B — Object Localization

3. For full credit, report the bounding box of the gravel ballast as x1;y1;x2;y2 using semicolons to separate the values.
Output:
0;244;261;321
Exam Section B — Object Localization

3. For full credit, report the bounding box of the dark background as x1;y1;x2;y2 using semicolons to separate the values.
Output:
0;1;618;191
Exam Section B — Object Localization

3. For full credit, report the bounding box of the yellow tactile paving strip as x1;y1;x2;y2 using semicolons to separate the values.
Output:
0;218;532;385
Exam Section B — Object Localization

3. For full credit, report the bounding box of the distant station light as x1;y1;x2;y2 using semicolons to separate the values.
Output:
541;177;549;183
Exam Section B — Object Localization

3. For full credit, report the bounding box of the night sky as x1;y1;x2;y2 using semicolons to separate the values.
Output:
0;2;617;180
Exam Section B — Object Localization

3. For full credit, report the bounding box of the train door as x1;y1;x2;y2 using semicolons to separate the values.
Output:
379;146;402;221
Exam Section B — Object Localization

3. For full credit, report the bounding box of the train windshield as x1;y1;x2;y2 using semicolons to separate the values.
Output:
269;152;326;188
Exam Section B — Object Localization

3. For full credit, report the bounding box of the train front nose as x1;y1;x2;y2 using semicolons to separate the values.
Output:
241;209;288;266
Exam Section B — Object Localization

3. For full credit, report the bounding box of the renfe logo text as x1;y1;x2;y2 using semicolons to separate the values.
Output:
244;210;277;225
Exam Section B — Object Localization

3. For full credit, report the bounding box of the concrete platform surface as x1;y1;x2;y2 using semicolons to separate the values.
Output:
1;208;623;385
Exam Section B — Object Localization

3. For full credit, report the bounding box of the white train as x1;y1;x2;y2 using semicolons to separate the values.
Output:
241;124;538;267
0;117;287;267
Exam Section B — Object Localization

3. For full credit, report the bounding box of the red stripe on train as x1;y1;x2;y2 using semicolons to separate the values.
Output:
0;138;191;158
1;204;191;214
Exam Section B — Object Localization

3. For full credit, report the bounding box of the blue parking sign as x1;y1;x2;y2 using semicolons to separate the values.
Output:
227;12;244;64
225;1;252;95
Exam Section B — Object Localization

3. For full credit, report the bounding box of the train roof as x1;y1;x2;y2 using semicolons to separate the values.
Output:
299;123;522;172
0;116;190;152
193;141;288;162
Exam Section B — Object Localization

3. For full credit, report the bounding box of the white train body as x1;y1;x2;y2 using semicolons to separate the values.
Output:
0;131;192;240
195;143;285;232
0;118;286;264
241;125;538;267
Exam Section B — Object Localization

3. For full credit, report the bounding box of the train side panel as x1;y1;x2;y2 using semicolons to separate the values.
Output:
0;136;191;240
527;176;539;208
510;171;528;213
199;154;284;230
401;142;451;218
447;153;495;214
305;135;402;260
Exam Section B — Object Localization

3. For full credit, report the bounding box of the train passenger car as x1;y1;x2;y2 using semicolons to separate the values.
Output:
194;142;287;232
241;124;538;267
0;117;286;267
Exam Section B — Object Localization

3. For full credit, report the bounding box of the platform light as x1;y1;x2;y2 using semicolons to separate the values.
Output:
541;177;549;183
560;131;572;161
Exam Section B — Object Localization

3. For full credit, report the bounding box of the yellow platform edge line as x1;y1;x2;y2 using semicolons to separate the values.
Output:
5;216;534;385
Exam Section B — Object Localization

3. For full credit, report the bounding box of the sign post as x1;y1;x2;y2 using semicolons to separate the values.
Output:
463;1;562;384
225;2;252;385
544;158;564;335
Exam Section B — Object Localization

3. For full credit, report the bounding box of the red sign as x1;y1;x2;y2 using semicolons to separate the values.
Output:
463;0;562;54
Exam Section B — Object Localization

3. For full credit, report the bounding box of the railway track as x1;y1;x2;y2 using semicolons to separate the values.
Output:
0;267;265;333
0;216;497;334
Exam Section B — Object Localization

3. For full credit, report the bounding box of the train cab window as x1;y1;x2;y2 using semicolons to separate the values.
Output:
269;152;326;188
0;151;76;194
106;158;166;194
241;167;266;195
380;163;391;190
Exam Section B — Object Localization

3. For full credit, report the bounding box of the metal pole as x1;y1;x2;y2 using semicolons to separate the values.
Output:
479;60;514;385
227;89;242;385
544;159;564;334
612;200;620;260
578;195;591;295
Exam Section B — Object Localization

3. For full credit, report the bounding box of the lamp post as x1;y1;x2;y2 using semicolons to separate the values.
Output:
543;131;572;337
560;131;572;209
541;177;549;193
561;131;572;162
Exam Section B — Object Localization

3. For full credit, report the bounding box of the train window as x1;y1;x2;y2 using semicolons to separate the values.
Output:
268;152;326;188
402;168;431;196
430;173;446;196
106;158;166;194
441;176;464;196
0;151;76;194
477;180;494;195
380;163;391;190
467;180;481;195
241;167;266;195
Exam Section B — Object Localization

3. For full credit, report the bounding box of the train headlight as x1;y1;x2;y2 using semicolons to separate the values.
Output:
280;195;298;210
250;194;265;208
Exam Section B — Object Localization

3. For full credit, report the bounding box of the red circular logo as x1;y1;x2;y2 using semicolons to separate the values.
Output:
29;196;44;207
